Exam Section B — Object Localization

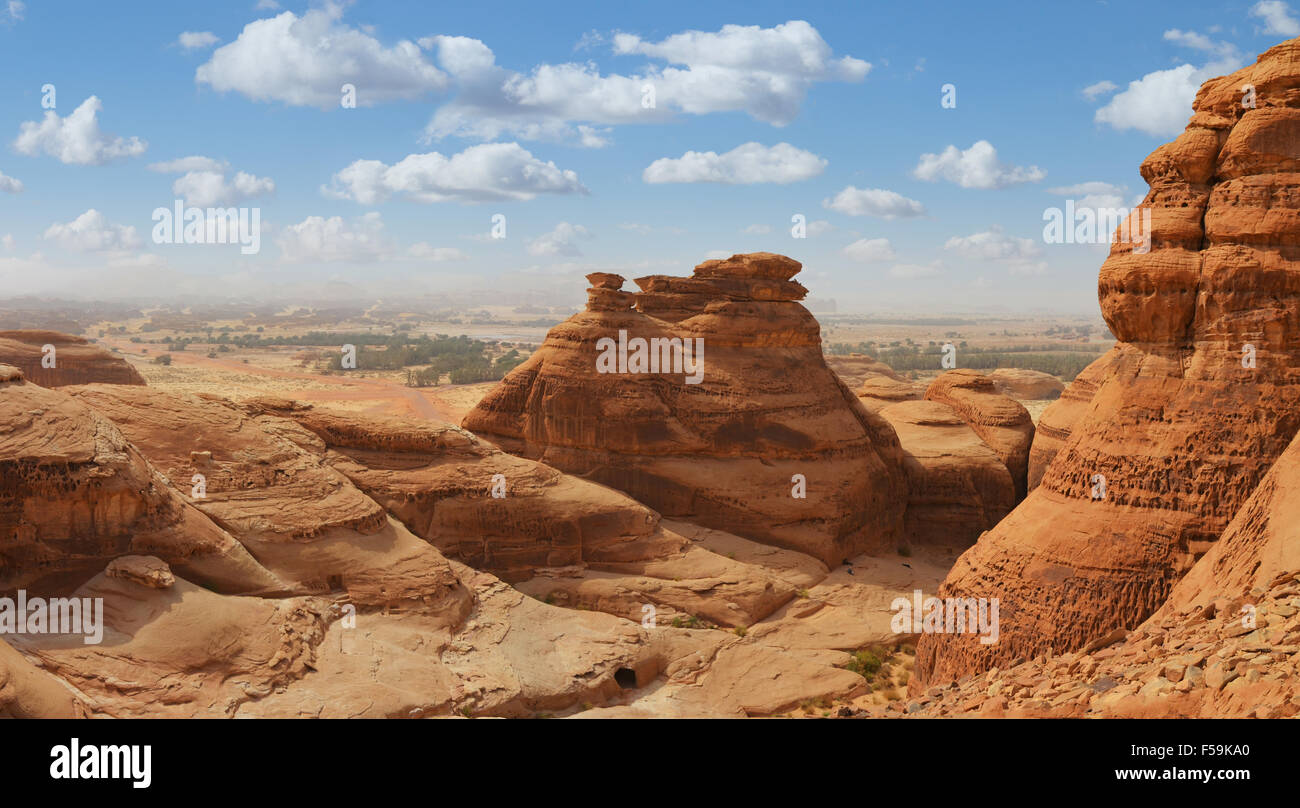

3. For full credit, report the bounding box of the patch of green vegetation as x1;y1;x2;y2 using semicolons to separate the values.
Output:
844;649;885;680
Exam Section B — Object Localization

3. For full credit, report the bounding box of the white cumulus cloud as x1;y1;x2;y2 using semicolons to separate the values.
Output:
323;142;587;204
0;170;22;193
276;212;391;263
196;3;447;108
527;222;592;257
13;96;147;165
944;227;1042;261
44;209;141;252
1252;1;1300;35
822;186;926;219
913;140;1045;189
642;142;826;184
178;31;220;50
172;170;275;206
842;238;895;262
422;20;868;146
1094;30;1243;138
1082;80;1117;100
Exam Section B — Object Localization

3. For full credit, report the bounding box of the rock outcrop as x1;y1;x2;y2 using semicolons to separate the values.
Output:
877;400;1015;549
924;370;1034;501
986;368;1065;401
872;435;1300;718
0;330;145;387
855;375;922;413
0;367;284;596
916;38;1300;687
462;253;908;565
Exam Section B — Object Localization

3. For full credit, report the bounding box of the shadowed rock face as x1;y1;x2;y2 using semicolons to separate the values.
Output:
462;252;908;565
925;369;1033;501
0;330;145;387
0;366;284;597
877;400;1015;550
916;38;1300;686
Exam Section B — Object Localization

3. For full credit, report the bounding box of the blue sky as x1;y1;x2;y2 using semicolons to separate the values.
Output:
0;0;1295;313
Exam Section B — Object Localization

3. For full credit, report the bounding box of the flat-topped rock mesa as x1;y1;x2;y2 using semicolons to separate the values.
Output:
917;37;1300;686
463;252;908;565
986;368;1065;401
0;330;145;387
0;367;283;597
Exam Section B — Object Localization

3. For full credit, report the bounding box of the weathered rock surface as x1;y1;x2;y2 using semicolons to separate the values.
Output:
63;385;470;618
462;253;908;565
825;354;905;388
877;400;1015;549
0;370;284;596
0;637;89;718
856;375;922;413
924;369;1034;500
916;39;1300;687
0;330;145;387
1025;351;1119;490
987;368;1065;401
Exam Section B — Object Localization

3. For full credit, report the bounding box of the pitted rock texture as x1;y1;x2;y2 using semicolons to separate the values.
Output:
916;38;1300;687
0;330;145;387
462;252;908;565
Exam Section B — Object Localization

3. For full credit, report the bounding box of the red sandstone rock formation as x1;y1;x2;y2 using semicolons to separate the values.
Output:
0;330;145;387
855;375;922;413
0;366;283;596
462;253;908;565
986;368;1065;401
916;38;1300;687
877;436;1300;718
877;400;1015;549
925;369;1034;500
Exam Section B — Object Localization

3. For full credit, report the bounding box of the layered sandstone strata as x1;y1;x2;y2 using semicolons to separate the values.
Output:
877;400;1016;549
924;370;1034;500
855;375;922;413
463;253;908;565
0;366;283;596
63;385;470;616
0;330;145;387
916;38;1300;686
